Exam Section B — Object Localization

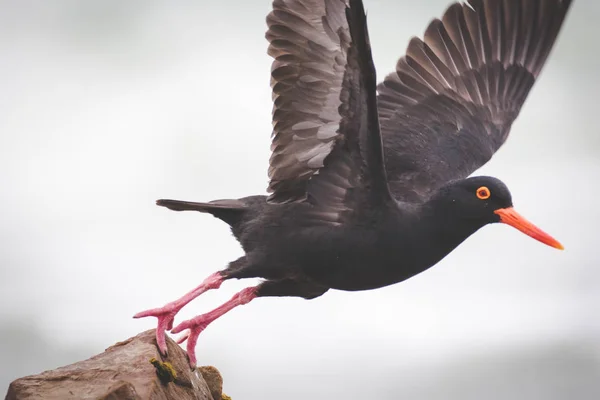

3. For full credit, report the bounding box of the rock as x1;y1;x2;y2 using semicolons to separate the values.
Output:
197;366;223;400
5;330;227;400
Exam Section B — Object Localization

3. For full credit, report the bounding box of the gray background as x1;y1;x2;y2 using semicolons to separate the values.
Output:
1;0;599;399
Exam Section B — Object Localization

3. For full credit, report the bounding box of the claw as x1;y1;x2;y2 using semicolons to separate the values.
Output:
175;329;191;345
172;319;210;367
133;271;224;357
170;286;258;368
133;305;178;356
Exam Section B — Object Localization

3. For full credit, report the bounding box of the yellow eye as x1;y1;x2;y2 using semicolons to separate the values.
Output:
476;186;491;200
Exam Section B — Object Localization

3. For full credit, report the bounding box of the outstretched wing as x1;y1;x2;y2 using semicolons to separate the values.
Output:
377;0;572;201
266;0;391;224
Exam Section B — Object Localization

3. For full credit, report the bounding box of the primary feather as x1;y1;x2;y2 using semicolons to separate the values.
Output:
378;0;572;201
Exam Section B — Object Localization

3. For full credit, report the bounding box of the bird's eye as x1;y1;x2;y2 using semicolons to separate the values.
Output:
476;186;491;200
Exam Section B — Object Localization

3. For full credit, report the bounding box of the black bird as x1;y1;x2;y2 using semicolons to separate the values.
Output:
135;0;571;367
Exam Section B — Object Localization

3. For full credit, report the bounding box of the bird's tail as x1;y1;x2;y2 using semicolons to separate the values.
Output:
156;198;244;212
156;198;247;226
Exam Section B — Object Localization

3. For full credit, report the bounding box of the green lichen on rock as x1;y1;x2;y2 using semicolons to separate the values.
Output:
221;394;232;400
149;357;177;384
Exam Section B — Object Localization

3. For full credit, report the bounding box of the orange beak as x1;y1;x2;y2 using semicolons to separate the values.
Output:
494;207;564;250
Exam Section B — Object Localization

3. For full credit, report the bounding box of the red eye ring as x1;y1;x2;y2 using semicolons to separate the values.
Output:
476;186;491;200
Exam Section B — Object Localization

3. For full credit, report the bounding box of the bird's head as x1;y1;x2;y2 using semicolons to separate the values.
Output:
432;176;563;250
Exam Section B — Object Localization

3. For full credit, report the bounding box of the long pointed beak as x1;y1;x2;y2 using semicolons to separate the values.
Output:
494;207;564;250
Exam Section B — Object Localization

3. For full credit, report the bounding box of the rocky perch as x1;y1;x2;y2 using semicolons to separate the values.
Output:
5;330;230;400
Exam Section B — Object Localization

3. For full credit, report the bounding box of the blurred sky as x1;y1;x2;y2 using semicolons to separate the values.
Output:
1;0;599;399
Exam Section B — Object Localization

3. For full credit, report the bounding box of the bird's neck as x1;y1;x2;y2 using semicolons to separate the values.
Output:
415;201;484;256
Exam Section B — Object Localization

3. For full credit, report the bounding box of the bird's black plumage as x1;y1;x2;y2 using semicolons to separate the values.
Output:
138;0;571;367
378;0;573;201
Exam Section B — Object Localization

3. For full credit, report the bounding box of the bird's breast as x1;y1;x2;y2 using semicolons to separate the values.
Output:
297;226;441;292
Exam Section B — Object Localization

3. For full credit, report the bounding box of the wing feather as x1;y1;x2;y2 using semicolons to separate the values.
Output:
266;0;392;225
377;0;572;201
266;0;349;204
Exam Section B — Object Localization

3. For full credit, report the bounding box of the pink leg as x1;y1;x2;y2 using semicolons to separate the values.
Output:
133;271;224;356
171;286;258;367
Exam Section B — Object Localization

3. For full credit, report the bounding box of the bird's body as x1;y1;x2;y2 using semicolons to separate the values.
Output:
235;199;410;291
161;177;511;293
136;0;572;367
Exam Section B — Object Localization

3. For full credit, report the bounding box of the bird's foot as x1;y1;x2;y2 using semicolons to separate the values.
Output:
133;302;180;356
171;286;258;368
133;271;224;356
